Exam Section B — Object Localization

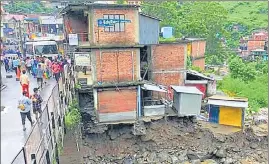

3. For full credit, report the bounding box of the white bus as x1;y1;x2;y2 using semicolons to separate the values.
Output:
25;39;60;60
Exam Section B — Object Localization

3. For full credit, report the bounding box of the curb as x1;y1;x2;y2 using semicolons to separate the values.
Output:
1;85;7;91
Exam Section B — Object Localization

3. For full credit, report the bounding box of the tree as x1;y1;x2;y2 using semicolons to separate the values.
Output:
141;2;230;65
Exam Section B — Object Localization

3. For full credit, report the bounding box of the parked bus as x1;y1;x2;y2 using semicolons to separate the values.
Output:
25;39;60;60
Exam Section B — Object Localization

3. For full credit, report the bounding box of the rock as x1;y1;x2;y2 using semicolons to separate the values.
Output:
250;143;258;149
141;133;154;142
108;131;118;140
215;148;226;158
224;158;234;164
192;159;201;164
147;152;157;163
187;150;199;160
178;150;188;162
202;159;218;164
232;147;241;152
171;155;179;163
157;152;170;162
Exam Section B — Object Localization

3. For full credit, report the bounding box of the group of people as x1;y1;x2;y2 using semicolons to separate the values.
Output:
14;55;71;131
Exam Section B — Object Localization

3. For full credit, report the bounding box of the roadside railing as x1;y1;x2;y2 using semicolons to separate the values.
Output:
10;65;74;164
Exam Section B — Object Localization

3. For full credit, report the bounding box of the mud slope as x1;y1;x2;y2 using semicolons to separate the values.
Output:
81;117;268;164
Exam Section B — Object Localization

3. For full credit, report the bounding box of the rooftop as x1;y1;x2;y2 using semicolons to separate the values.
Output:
60;3;140;14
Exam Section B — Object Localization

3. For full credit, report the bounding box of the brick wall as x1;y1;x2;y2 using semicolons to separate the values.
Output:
97;88;137;113
94;48;140;83
92;8;139;45
190;40;206;70
150;43;187;98
151;44;186;71
192;58;205;71
247;40;265;52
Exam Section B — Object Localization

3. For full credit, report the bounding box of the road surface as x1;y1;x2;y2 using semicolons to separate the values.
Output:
1;66;56;164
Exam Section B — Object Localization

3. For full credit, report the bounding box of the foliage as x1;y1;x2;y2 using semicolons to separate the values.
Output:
218;74;268;112
228;56;257;81
75;83;81;89
219;55;268;112
116;0;127;4
141;2;230;65
65;100;81;130
4;1;54;14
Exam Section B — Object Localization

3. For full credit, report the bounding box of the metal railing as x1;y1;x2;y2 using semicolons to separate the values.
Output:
10;65;74;164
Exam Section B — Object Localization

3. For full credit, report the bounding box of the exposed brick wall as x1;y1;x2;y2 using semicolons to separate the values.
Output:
151;44;186;71
247;40;265;52
190;40;206;71
192;58;205;71
97;88;137;113
92;8;138;45
95;49;139;83
150;43;186;97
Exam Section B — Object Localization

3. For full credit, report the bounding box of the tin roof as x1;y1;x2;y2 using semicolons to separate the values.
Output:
207;96;248;108
186;70;214;81
142;84;167;93
171;86;203;95
139;13;161;21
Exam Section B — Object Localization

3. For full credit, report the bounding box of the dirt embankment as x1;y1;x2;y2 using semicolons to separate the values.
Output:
81;117;268;164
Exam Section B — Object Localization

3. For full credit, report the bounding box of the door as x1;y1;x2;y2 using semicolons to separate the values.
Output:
209;105;219;123
219;106;242;127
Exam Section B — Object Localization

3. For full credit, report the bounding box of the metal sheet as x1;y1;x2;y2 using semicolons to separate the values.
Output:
171;85;203;95
207;99;248;108
142;84;167;92
219;106;242;127
209;105;219;123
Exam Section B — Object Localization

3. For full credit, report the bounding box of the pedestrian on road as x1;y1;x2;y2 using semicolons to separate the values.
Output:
20;58;26;72
18;91;33;131
12;57;19;75
4;57;9;72
51;61;61;83
20;70;30;97
8;57;12;72
36;64;44;89
26;57;32;74
31;88;43;121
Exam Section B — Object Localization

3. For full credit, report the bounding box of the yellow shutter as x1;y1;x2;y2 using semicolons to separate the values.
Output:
219;106;242;127
187;43;192;56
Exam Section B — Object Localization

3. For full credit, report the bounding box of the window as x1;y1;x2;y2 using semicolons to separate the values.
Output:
103;14;125;32
34;45;58;55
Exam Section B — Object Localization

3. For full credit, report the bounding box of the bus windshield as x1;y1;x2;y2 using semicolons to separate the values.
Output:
34;45;58;55
26;44;34;55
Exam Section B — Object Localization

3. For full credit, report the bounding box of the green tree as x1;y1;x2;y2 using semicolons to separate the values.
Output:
4;1;54;14
141;2;230;65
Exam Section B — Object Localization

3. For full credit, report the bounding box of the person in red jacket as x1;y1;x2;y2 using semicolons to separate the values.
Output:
51;61;61;83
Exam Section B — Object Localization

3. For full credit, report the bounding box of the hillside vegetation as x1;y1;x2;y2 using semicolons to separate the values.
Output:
221;1;268;30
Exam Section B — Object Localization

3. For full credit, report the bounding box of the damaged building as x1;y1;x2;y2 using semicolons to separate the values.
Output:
60;3;208;131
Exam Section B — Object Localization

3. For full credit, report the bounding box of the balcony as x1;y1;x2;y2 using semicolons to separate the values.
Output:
77;33;90;47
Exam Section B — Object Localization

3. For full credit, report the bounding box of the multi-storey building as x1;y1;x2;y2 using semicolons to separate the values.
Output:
60;3;206;125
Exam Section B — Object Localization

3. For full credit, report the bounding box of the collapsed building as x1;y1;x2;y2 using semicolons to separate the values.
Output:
60;3;211;134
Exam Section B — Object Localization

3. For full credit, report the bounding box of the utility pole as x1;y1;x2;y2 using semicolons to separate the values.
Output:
18;20;24;57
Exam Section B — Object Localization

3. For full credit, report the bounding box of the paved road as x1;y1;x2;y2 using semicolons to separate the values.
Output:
1;66;56;164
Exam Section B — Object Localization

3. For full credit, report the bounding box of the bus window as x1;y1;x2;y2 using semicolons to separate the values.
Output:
34;45;58;55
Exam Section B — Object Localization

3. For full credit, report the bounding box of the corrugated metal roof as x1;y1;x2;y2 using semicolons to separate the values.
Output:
139;13;161;21
142;84;167;92
186;70;214;81
208;99;248;108
208;95;248;102
171;86;203;95
39;16;63;24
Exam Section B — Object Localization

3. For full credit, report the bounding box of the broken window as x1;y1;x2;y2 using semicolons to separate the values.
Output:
103;14;125;32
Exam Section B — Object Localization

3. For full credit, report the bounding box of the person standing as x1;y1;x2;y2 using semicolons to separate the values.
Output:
20;58;26;72
12;57;19;75
3;57;9;72
51;61;61;83
20;70;30;97
36;64;44;89
18;91;33;131
8;57;12;72
26;57;32;74
31;88;43;121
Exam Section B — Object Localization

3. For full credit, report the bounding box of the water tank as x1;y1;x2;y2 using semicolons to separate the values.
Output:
161;27;173;39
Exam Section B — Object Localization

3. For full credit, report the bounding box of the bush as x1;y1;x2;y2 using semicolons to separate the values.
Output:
65;100;81;130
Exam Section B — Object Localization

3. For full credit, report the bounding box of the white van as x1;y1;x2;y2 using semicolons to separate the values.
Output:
25;40;59;60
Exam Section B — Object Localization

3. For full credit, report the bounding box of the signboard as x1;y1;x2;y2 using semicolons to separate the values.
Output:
74;53;90;66
97;19;131;27
68;34;78;45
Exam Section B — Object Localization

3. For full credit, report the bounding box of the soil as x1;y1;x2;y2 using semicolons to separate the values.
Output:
77;116;268;164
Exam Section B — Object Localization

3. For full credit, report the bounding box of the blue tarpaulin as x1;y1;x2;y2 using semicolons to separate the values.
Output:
3;28;14;33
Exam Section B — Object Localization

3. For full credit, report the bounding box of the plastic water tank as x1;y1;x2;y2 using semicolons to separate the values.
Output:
161;27;173;39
